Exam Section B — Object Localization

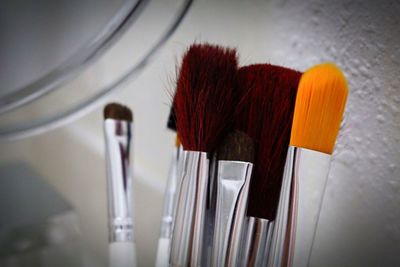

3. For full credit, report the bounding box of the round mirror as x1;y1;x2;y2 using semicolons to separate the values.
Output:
0;0;192;139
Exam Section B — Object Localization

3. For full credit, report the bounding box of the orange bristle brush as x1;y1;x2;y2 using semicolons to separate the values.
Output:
269;63;348;267
170;43;239;267
236;64;302;266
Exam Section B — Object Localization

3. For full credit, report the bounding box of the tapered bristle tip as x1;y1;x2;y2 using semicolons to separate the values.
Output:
103;103;133;121
290;63;348;154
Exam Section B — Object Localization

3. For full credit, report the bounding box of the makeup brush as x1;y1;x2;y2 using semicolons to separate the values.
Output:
170;43;238;267
270;63;348;267
156;94;187;267
236;64;302;266
103;103;136;267
155;98;182;267
211;130;254;267
156;134;181;267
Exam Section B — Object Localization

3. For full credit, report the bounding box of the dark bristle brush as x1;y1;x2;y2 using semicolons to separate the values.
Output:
211;130;255;267
236;64;302;266
103;103;136;267
170;43;239;267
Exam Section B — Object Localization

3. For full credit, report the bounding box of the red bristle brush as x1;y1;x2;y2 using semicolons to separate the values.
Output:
237;64;302;266
169;43;239;267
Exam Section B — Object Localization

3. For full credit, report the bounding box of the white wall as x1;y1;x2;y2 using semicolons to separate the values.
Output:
1;0;399;266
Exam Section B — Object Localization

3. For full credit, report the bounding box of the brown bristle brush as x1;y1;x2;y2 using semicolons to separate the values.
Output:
211;130;255;267
236;64;302;266
169;43;239;267
103;103;136;267
104;103;133;122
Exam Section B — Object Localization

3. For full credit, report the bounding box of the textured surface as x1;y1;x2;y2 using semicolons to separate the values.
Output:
0;0;399;266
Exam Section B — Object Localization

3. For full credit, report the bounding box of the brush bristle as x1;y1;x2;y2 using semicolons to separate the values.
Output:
217;130;254;163
175;135;181;148
103;103;133;122
174;44;238;152
237;64;302;220
290;63;348;154
167;106;177;131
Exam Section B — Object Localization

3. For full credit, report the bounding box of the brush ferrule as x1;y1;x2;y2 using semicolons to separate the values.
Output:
270;147;331;267
241;217;274;267
203;152;219;266
160;147;180;239
212;160;253;267
104;119;134;242
170;150;209;267
267;146;296;267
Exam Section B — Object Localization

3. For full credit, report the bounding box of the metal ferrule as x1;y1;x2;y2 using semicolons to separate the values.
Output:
160;146;180;239
267;146;296;267
170;151;209;267
268;147;331;267
203;152;219;267
211;160;253;267
241;217;274;267
104;119;133;243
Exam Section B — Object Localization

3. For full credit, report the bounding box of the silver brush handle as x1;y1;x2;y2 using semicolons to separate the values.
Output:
104;119;134;243
211;161;252;267
267;146;296;267
156;147;180;267
241;217;274;267
160;148;180;239
269;147;331;267
170;151;209;267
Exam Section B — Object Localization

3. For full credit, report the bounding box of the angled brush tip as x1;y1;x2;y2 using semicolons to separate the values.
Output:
217;130;254;163
103;103;133;122
290;63;348;154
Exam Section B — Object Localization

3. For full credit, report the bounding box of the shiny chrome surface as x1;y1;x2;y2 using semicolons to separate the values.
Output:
268;147;331;267
160;147;180;239
155;145;182;267
241;217;274;267
203;153;218;267
170;151;209;267
291;148;331;267
267;146;295;267
211;160;252;267
104;119;133;242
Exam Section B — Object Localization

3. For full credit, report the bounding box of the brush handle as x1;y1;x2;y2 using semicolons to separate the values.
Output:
160;148;179;239
170;151;209;267
267;146;296;267
156;147;180;267
269;147;331;267
241;217;274;267
155;238;170;267
104;119;134;242
211;161;252;267
109;242;136;267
